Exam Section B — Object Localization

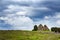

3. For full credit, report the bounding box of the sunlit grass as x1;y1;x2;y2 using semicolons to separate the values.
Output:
0;30;60;40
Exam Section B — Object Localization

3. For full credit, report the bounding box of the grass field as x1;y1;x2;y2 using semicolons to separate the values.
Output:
0;30;60;40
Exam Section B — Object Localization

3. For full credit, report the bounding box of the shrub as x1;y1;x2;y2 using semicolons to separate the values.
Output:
32;25;38;31
51;27;60;33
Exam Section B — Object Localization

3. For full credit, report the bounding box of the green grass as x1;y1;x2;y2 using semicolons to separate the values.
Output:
0;30;60;40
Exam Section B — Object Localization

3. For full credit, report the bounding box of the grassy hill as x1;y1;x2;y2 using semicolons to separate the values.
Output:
0;30;60;40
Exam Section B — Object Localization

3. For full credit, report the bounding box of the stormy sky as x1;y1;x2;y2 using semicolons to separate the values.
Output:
0;0;60;30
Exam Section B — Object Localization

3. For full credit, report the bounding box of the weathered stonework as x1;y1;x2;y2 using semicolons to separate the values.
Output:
38;24;49;31
38;24;44;31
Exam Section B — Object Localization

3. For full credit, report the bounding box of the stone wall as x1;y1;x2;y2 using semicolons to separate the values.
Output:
38;24;49;31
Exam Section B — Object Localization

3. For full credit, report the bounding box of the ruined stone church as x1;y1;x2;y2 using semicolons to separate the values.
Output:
38;24;49;31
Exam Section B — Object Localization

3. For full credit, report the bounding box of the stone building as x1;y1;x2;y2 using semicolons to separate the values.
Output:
43;25;49;31
38;24;44;31
38;24;49;31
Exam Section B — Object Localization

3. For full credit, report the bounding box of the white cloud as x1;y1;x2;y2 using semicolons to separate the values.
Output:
34;19;53;29
3;5;50;17
44;16;50;19
1;5;34;30
1;0;60;30
0;16;34;30
44;12;60;19
34;12;60;29
55;13;60;18
37;7;49;10
0;4;51;30
4;5;30;15
16;11;27;16
0;4;36;30
10;16;34;30
0;17;9;21
6;0;44;2
56;20;60;25
4;5;21;12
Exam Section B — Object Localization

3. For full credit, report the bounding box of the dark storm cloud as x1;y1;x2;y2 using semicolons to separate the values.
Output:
27;0;60;21
42;1;60;12
0;0;60;20
0;0;60;30
0;20;13;30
